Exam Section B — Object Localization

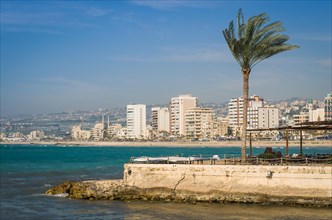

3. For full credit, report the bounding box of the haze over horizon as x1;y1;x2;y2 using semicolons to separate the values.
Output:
1;0;331;116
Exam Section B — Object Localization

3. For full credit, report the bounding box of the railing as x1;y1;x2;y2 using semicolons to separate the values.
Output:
226;157;332;166
129;154;332;166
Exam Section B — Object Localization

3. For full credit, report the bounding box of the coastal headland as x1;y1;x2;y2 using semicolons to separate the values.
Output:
1;140;331;147
46;163;332;207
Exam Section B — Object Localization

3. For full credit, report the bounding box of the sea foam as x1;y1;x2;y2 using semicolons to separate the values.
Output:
49;193;69;198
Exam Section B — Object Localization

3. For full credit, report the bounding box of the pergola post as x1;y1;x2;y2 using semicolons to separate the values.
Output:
249;133;252;157
300;130;303;156
285;129;289;157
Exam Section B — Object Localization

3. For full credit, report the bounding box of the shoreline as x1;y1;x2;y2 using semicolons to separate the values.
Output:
0;140;331;148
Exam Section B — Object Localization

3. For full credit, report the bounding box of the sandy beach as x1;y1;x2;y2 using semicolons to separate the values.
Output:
0;140;331;148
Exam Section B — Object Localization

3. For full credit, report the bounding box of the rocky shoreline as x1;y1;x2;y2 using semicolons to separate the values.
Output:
46;179;332;207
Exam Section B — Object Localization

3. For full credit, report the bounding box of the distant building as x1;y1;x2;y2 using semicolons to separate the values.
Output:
107;123;126;139
127;104;146;139
170;94;198;136
91;123;104;141
309;108;325;122
247;95;264;129
324;92;332;121
228;97;243;135
292;112;309;124
151;107;170;133
0;132;5;140
212;117;229;138
228;95;264;134
258;107;280;129
185;107;213;139
13;132;24;138
27;130;44;141
71;125;91;140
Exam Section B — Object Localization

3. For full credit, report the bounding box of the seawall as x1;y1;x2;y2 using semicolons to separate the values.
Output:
46;164;332;207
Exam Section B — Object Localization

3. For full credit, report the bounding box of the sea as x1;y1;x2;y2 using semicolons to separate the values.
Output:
0;144;331;220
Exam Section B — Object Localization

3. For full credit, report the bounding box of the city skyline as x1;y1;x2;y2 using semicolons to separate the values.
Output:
1;1;331;115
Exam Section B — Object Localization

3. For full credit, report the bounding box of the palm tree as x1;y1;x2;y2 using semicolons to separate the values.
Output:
223;9;299;160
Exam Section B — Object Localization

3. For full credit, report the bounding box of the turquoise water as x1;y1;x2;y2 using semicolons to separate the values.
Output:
0;144;331;219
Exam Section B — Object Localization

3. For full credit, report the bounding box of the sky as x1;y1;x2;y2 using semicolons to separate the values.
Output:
1;0;331;115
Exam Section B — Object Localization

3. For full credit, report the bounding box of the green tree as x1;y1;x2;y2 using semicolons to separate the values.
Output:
223;9;299;160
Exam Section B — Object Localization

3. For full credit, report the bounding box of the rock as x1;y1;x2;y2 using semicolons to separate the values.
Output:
46;180;77;195
46;179;332;208
70;181;90;199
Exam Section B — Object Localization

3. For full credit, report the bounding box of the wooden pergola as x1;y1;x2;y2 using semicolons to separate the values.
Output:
247;121;332;157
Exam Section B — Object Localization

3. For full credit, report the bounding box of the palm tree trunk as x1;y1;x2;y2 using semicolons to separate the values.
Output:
241;68;251;161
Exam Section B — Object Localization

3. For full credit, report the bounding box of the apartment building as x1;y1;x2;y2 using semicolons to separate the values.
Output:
228;95;264;134
151;107;170;133
292;112;309;124
212;117;229;137
107;123;127;139
127;104;146;139
27;130;45;141
248;95;264;129
309;108;325;122
185;107;213;139
258;107;280;129
228;97;243;129
90;122;104;140
170;94;198;136
324;92;332;121
71;125;91;140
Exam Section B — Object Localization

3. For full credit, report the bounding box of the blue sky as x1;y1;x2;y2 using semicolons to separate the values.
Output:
1;0;331;115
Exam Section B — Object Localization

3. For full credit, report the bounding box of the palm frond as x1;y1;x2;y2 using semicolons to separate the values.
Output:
223;9;299;70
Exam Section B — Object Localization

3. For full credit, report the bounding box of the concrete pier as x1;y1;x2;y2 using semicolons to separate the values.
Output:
124;164;332;198
46;164;332;207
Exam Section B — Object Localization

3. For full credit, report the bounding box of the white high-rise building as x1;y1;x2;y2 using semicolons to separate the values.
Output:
247;95;264;129
258;107;280;129
228;95;264;133
151;107;170;133
228;97;244;130
324;92;332;121
170;94;198;136
127;104;146;139
309;108;325;122
185;107;213;139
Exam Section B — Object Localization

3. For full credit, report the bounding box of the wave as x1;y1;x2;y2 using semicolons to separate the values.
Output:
31;193;49;197
45;193;69;198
